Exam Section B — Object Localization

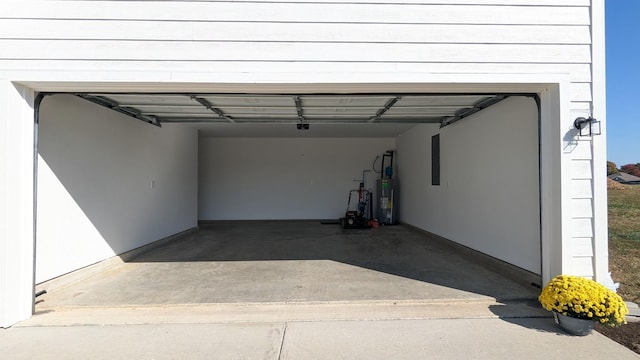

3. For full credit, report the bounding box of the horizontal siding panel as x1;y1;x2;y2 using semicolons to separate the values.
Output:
569;83;592;102
572;218;593;238
572;237;594;257
571;159;593;180
0;40;592;64
570;141;593;160
217;0;591;5
571;179;593;199
399;64;591;82
1;2;591;25
570;101;592;111
0;60;592;82
0;59;401;73
0;20;592;45
571;107;591;115
572;198;593;218
570;256;594;277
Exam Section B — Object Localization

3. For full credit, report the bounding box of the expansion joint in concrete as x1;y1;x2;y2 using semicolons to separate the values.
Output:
277;322;288;360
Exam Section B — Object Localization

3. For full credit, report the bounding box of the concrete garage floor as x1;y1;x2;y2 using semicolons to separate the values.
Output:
35;221;539;310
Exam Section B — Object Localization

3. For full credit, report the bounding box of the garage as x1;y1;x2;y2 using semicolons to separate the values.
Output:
32;89;541;310
0;0;606;327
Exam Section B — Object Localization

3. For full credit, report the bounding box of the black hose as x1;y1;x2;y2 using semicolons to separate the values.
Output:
372;155;382;174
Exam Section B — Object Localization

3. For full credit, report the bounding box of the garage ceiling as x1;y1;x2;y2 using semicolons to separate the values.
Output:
75;93;508;137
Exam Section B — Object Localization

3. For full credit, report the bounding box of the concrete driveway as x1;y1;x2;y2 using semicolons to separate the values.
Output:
3;222;636;359
4;308;639;359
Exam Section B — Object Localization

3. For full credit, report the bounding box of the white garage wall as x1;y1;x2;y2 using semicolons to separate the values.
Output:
0;82;36;327
397;97;540;273
36;95;198;283
199;138;394;220
0;0;602;277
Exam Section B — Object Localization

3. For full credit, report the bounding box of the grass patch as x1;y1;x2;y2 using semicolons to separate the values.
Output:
608;184;640;303
601;183;640;354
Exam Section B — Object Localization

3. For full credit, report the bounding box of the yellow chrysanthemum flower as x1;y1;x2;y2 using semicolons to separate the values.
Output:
538;275;629;327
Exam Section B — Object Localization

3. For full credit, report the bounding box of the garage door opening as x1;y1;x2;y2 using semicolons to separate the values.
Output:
33;90;542;311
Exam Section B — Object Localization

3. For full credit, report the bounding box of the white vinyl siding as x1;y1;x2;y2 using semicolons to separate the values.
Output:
1;2;592;23
0;21;592;44
0;2;594;72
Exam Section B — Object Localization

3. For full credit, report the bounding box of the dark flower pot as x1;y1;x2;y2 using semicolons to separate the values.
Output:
554;312;595;336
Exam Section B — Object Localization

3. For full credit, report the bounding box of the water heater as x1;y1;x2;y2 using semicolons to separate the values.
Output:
376;178;399;225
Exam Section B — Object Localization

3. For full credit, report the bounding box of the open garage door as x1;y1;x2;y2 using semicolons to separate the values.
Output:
35;90;541;307
74;92;510;128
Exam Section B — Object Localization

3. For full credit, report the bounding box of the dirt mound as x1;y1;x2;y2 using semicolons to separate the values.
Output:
597;322;640;354
608;178;631;190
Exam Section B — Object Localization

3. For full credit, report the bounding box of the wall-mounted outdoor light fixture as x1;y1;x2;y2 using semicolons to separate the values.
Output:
574;116;601;137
